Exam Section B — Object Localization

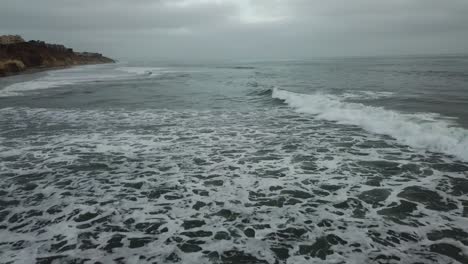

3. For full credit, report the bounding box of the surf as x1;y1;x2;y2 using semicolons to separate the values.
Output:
0;64;157;97
272;88;468;161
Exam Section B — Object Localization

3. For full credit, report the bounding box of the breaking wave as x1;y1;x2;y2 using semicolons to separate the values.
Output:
272;88;468;161
0;65;160;97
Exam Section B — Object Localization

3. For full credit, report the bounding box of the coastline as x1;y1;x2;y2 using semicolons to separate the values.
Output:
0;61;114;78
0;40;115;78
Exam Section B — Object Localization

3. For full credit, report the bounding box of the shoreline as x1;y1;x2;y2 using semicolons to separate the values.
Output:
0;62;114;78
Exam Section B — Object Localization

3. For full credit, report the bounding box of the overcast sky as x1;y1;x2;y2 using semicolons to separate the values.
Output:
1;0;468;61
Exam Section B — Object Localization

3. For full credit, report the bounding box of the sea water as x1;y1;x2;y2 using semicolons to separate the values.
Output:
1;56;468;263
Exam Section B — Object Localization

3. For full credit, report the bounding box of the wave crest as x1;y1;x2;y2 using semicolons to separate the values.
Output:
272;88;468;161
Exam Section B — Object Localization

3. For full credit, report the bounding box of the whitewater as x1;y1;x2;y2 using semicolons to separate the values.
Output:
272;88;468;161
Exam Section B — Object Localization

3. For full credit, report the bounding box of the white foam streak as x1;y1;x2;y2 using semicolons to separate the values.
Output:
272;88;468;161
0;65;163;97
0;80;75;96
341;90;394;100
117;66;164;75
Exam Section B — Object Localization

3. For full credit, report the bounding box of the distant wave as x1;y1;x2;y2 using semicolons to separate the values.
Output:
272;88;468;161
217;66;256;70
341;90;394;100
116;66;164;75
0;79;75;97
0;65;158;97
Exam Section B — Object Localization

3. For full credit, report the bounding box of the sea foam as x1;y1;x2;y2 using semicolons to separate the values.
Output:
0;65;156;97
1;106;467;263
272;88;468;161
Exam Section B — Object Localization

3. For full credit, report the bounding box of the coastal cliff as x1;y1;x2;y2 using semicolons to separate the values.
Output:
0;39;114;77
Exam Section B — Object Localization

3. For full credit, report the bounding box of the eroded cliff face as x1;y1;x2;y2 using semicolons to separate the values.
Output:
0;41;114;77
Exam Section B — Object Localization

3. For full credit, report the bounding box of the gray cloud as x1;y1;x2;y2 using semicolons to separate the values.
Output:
1;0;468;60
1;0;237;30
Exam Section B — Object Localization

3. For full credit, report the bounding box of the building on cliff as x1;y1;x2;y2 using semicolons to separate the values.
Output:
28;40;73;53
77;52;103;57
0;35;25;45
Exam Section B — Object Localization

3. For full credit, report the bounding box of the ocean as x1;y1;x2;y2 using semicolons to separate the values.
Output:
0;56;468;263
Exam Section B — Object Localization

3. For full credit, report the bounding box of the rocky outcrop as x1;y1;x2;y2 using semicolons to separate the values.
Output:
0;40;114;77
